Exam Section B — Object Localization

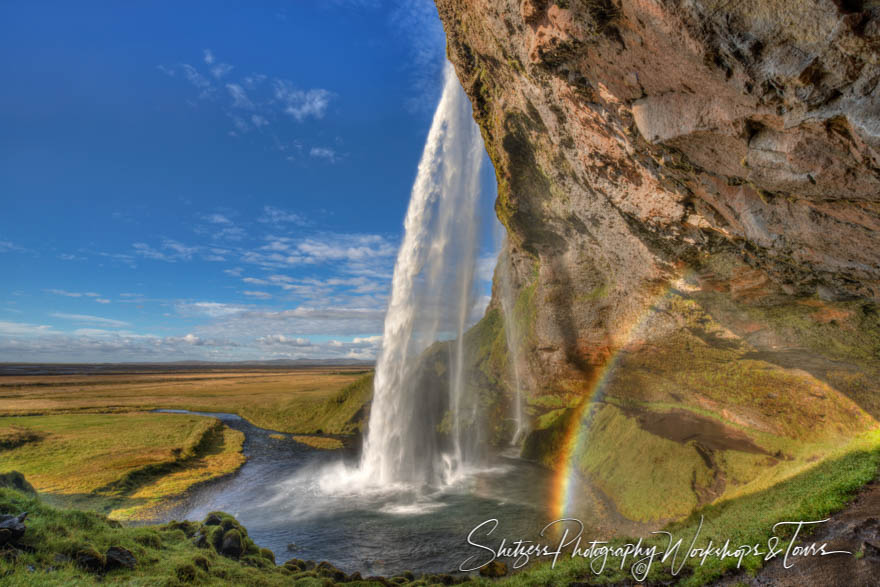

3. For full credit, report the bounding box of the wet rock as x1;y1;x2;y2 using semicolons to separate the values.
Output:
219;529;243;558
0;513;27;545
104;545;136;570
203;512;222;526
479;560;508;577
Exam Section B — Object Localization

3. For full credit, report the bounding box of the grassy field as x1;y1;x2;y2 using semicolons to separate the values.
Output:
0;367;372;434
0;412;245;520
0;367;373;521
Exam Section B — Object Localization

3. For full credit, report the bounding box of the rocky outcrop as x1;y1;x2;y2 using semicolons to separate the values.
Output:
436;0;880;522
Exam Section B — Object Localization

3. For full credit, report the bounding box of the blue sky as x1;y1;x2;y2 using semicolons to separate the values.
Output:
0;0;499;362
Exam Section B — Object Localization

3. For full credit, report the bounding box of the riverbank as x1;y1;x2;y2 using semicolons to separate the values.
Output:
0;367;373;521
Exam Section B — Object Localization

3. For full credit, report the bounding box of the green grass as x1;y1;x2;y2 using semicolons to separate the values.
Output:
0;486;290;585
495;428;880;585
0;412;244;521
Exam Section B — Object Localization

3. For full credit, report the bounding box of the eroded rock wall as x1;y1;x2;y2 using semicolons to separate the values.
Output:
438;0;880;388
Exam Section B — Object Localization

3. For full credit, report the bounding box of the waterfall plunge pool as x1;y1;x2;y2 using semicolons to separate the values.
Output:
150;409;608;577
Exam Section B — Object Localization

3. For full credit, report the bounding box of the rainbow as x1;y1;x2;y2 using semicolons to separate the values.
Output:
547;282;680;520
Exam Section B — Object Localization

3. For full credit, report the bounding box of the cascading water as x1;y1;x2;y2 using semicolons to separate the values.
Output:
353;60;485;488
498;245;526;446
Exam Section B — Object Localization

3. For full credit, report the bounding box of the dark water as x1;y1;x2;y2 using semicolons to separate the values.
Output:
152;410;566;576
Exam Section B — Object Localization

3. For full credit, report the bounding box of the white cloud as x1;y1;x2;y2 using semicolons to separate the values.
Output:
203;49;215;65
0;321;55;336
180;64;211;89
244;290;272;299
203;213;232;225
273;81;332;121
309;147;337;162
257;334;311;346
176;302;249;318
132;239;198;262
211;63;234;79
226;83;253;109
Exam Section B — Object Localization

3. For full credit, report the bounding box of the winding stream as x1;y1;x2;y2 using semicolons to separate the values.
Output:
151;410;574;576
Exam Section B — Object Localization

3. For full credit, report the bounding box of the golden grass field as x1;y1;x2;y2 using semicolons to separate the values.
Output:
0;367;371;433
0;366;372;519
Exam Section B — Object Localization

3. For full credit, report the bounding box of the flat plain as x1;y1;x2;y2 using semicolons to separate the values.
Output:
0;365;372;519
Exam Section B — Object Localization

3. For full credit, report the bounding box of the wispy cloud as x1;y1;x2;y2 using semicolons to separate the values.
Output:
159;50;335;156
175;301;249;318
272;81;332;121
258;206;307;226
133;239;199;262
309;147;337;163
226;83;253;109
244;290;272;299
0;321;55;336
46;289;102;298
0;240;26;253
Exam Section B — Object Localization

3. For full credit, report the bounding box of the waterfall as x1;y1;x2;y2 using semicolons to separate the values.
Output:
498;245;526;446
356;61;484;488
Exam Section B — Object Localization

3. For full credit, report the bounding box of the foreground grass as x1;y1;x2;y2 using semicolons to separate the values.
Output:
495;428;880;586
0;484;292;586
0;412;244;520
0;368;371;434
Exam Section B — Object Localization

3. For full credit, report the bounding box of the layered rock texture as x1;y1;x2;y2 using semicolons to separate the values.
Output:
436;0;880;522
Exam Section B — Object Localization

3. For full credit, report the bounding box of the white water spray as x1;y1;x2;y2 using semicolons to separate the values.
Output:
498;244;526;446
346;61;485;488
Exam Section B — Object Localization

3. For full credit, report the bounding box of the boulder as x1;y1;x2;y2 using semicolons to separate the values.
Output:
0;512;27;545
104;545;136;570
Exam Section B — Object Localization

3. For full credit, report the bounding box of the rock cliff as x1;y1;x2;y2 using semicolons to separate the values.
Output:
436;0;880;523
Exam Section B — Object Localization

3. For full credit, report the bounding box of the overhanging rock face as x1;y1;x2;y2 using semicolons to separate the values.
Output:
436;0;880;379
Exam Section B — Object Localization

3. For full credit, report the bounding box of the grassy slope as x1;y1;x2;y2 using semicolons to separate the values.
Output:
0;368;371;434
0;412;245;521
514;288;878;523
0;486;291;586
497;428;880;586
